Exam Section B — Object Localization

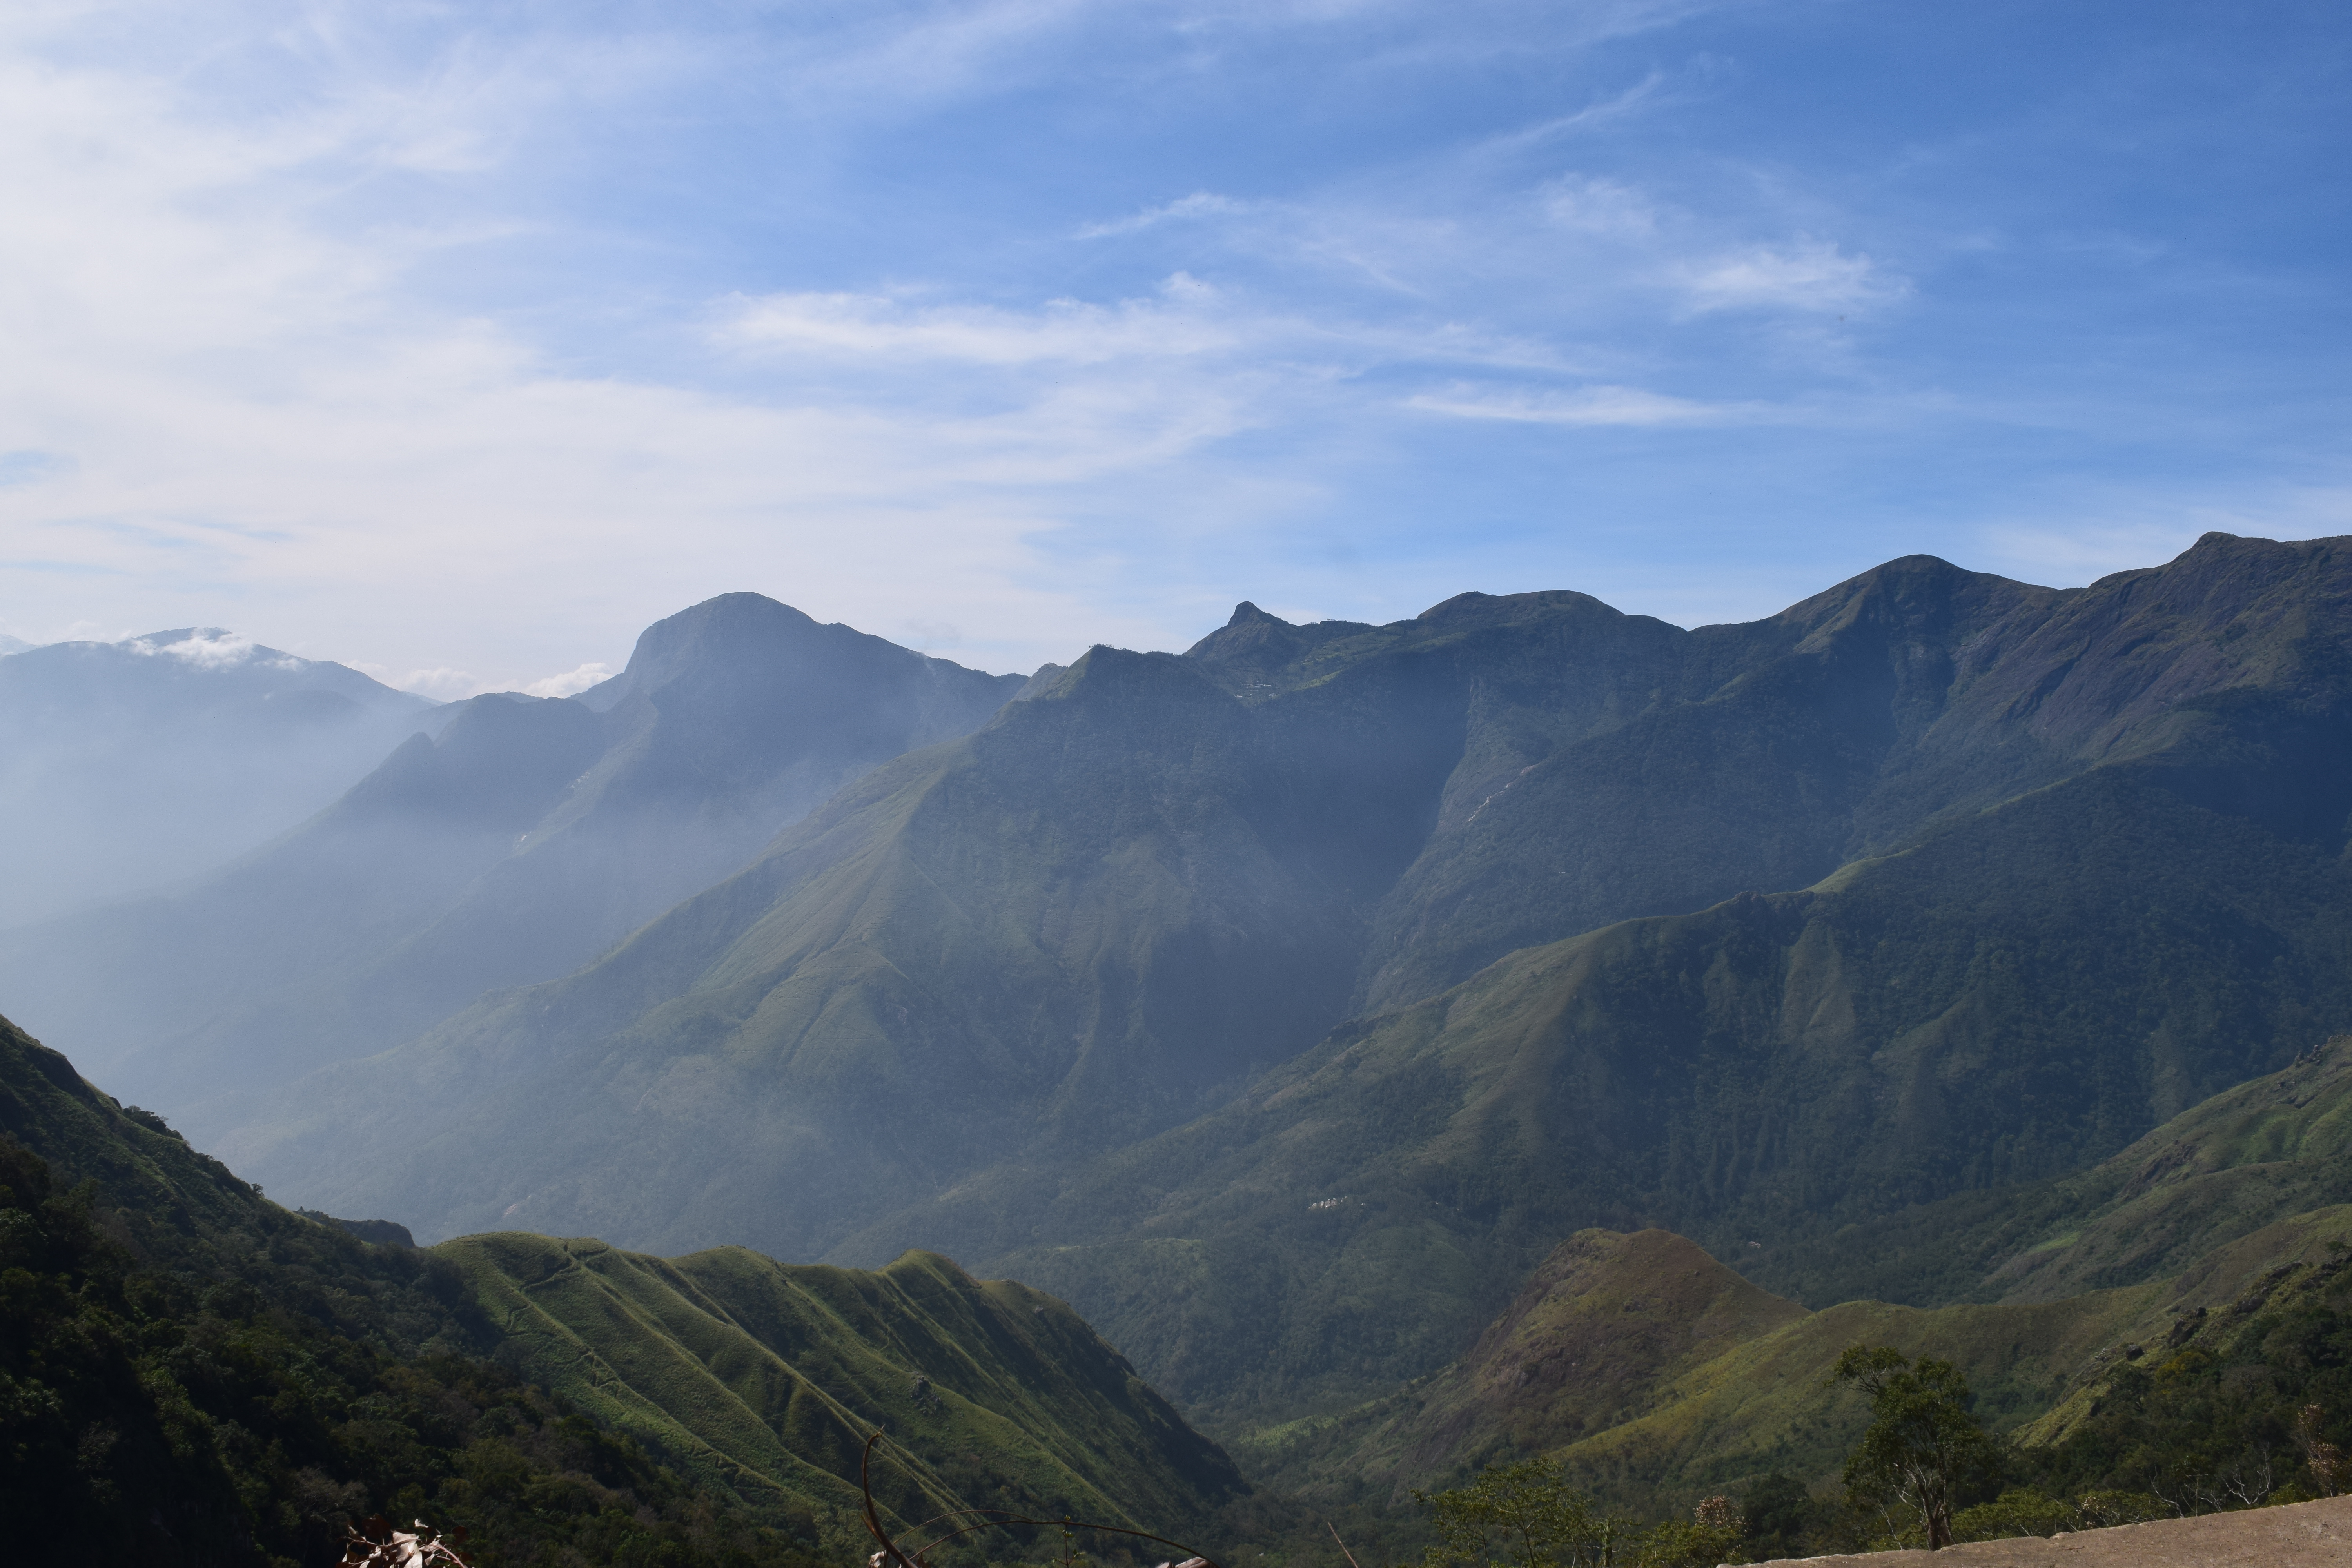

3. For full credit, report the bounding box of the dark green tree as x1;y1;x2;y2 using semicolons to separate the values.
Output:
1833;1345;2005;1550
1737;1473;1829;1559
1414;1457;1617;1568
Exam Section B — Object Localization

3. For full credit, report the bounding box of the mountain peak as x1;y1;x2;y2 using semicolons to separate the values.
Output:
1226;601;1288;628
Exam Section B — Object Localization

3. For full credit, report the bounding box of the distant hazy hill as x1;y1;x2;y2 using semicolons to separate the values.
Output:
0;1009;1244;1558
0;593;1028;1111
0;627;437;923
218;534;2352;1310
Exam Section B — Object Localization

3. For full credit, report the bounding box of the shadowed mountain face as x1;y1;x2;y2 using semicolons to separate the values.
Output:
0;628;439;924
1741;1029;2352;1313
962;763;2352;1424
0;594;1027;1112
215;534;2352;1340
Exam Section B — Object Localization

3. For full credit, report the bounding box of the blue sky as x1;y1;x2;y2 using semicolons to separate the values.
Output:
0;0;2344;693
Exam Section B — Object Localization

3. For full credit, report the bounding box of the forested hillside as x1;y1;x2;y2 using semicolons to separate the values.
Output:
0;1013;1244;1563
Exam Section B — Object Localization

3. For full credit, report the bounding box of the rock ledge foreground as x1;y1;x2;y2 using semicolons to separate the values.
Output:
1739;1493;2352;1566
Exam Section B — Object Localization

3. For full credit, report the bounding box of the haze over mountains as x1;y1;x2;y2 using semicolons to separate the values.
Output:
0;628;438;923
179;533;2345;1280
7;530;2351;1492
0;595;1029;1101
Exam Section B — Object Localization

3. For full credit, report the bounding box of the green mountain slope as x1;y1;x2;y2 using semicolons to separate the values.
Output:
1353;531;2352;1008
1745;1033;2352;1310
446;1233;1243;1532
1250;1201;2352;1518
956;757;2352;1427
1549;1203;2352;1511
0;1012;1245;1563
224;534;2352;1292
225;639;1437;1252
1236;1045;2352;1515
1230;1229;1808;1497
0;1009;828;1565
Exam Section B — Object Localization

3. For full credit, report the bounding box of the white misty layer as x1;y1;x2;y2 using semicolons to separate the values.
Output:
122;628;301;673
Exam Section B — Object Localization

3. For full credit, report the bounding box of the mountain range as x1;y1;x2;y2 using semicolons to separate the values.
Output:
6;529;2352;1540
170;535;2350;1398
0;595;1029;1104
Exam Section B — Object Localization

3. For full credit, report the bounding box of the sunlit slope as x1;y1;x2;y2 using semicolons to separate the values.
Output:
1233;1222;2140;1503
1748;1033;2352;1309
1238;1053;2352;1504
968;760;2352;1425
442;1234;1245;1531
1229;1229;1808;1494
1249;1204;2352;1510
1548;1204;2352;1508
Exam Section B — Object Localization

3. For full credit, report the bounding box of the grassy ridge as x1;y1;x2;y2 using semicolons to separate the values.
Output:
1551;1204;2352;1509
444;1231;1245;1532
0;1010;828;1566
0;1012;1247;1563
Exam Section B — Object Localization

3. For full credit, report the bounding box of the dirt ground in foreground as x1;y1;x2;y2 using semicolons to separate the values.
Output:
1739;1493;2352;1566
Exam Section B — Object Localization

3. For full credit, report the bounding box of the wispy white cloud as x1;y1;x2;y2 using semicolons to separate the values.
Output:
720;275;1244;365
1076;191;1253;240
5;0;2319;698
1408;382;1776;427
1677;237;1905;315
522;662;611;698
1473;67;1674;156
1539;174;1662;238
123;628;301;671
388;667;487;701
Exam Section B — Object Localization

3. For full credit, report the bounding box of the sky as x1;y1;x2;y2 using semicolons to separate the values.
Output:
0;0;2345;695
